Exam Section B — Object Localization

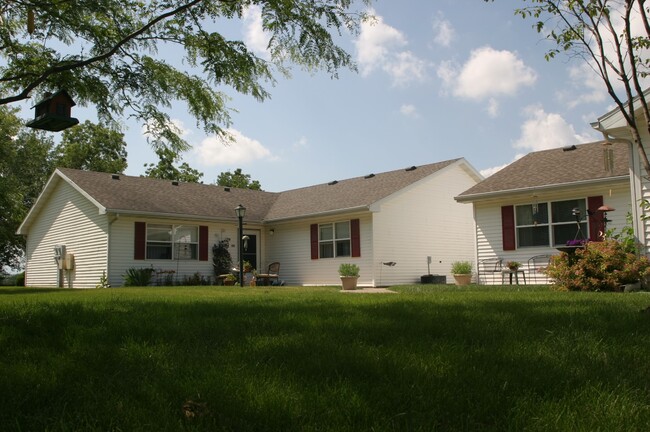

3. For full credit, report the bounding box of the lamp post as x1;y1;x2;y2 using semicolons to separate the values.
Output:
235;204;246;286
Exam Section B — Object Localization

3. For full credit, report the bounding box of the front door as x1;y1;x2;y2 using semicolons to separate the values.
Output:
242;233;258;271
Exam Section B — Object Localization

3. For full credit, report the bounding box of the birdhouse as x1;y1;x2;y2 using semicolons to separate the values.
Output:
26;90;79;132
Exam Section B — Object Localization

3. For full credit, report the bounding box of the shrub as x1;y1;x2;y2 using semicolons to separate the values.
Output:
212;239;232;277
451;261;472;274
545;239;650;291
123;267;155;287
338;263;360;277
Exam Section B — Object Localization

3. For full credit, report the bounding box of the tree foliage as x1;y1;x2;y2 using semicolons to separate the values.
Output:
489;0;650;176
144;147;204;183
215;168;262;190
53;120;128;173
0;106;54;271
0;107;129;271
0;0;371;152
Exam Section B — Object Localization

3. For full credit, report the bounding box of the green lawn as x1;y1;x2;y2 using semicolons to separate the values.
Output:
1;284;649;431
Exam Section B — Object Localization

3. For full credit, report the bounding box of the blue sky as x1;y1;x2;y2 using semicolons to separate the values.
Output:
33;1;639;191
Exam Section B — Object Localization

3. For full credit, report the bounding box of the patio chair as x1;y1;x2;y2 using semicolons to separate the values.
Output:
257;262;280;286
478;258;502;285
527;255;553;284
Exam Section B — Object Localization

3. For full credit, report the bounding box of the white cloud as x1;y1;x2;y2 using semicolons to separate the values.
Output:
432;14;454;47
242;5;270;59
293;136;309;149
486;98;499;118
480;162;511;178
382;51;428;86
513;106;592;152
454;47;537;100
400;104;418;117
196;128;273;166
355;10;428;85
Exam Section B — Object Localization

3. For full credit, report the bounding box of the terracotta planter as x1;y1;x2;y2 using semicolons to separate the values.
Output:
453;274;472;286
340;276;359;290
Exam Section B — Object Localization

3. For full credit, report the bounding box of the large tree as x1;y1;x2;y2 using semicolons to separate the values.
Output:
215;168;262;190
144;147;204;183
0;106;54;271
1;0;371;152
53;120;128;173
489;0;650;176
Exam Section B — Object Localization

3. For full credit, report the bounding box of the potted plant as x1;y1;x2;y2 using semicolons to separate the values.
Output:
451;261;473;286
223;273;237;286
338;263;360;290
506;261;521;271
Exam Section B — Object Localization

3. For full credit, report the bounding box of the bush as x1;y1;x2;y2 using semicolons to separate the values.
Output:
212;239;232;276
123;267;155;287
451;261;472;274
545;239;650;291
338;263;360;277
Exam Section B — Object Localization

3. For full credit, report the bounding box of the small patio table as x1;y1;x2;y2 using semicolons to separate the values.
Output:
501;269;526;285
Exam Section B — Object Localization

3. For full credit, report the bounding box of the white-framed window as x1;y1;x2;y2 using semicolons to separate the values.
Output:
146;224;198;260
515;199;588;247
319;221;351;258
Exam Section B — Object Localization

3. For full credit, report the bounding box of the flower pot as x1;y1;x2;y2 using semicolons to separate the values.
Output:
340;276;359;290
453;274;472;286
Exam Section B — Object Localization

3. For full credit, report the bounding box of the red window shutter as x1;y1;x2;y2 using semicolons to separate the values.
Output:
588;196;604;241
351;219;361;257
310;224;319;260
134;221;146;260
199;226;209;261
501;205;516;251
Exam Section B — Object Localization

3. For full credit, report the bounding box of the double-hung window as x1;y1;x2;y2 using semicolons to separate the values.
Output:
515;199;588;248
146;224;198;260
319;221;351;258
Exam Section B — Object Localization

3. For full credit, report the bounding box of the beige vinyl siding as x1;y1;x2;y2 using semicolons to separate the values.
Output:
108;216;245;287
24;180;108;288
266;213;373;286
473;181;630;284
372;162;478;285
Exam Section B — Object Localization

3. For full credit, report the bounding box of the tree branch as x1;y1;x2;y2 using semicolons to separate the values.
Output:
0;0;205;105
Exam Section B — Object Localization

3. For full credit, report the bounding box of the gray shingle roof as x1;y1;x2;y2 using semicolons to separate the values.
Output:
56;159;462;222
58;168;279;222
456;141;629;201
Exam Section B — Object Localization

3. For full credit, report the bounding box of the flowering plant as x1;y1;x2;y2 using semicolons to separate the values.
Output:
546;239;650;291
506;261;521;270
566;239;587;246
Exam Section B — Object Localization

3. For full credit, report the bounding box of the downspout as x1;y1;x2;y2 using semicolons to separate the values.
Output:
108;213;120;286
591;122;645;252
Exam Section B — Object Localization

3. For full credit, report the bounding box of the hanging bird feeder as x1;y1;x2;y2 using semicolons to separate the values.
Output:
26;90;79;132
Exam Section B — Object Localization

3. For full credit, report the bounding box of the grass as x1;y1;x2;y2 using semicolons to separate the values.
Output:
1;284;650;431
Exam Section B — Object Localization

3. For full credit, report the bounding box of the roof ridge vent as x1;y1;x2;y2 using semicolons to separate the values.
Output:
328;180;338;185
562;145;577;152
364;173;375;179
171;180;179;186
111;174;120;180
405;166;417;171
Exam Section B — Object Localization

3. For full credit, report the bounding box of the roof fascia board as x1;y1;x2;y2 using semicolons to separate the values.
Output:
596;88;650;130
18;169;106;234
264;205;370;223
455;176;629;203
104;209;261;224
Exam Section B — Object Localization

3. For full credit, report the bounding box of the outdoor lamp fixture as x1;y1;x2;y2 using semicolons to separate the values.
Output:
572;207;581;222
235;204;246;286
598;205;615;233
